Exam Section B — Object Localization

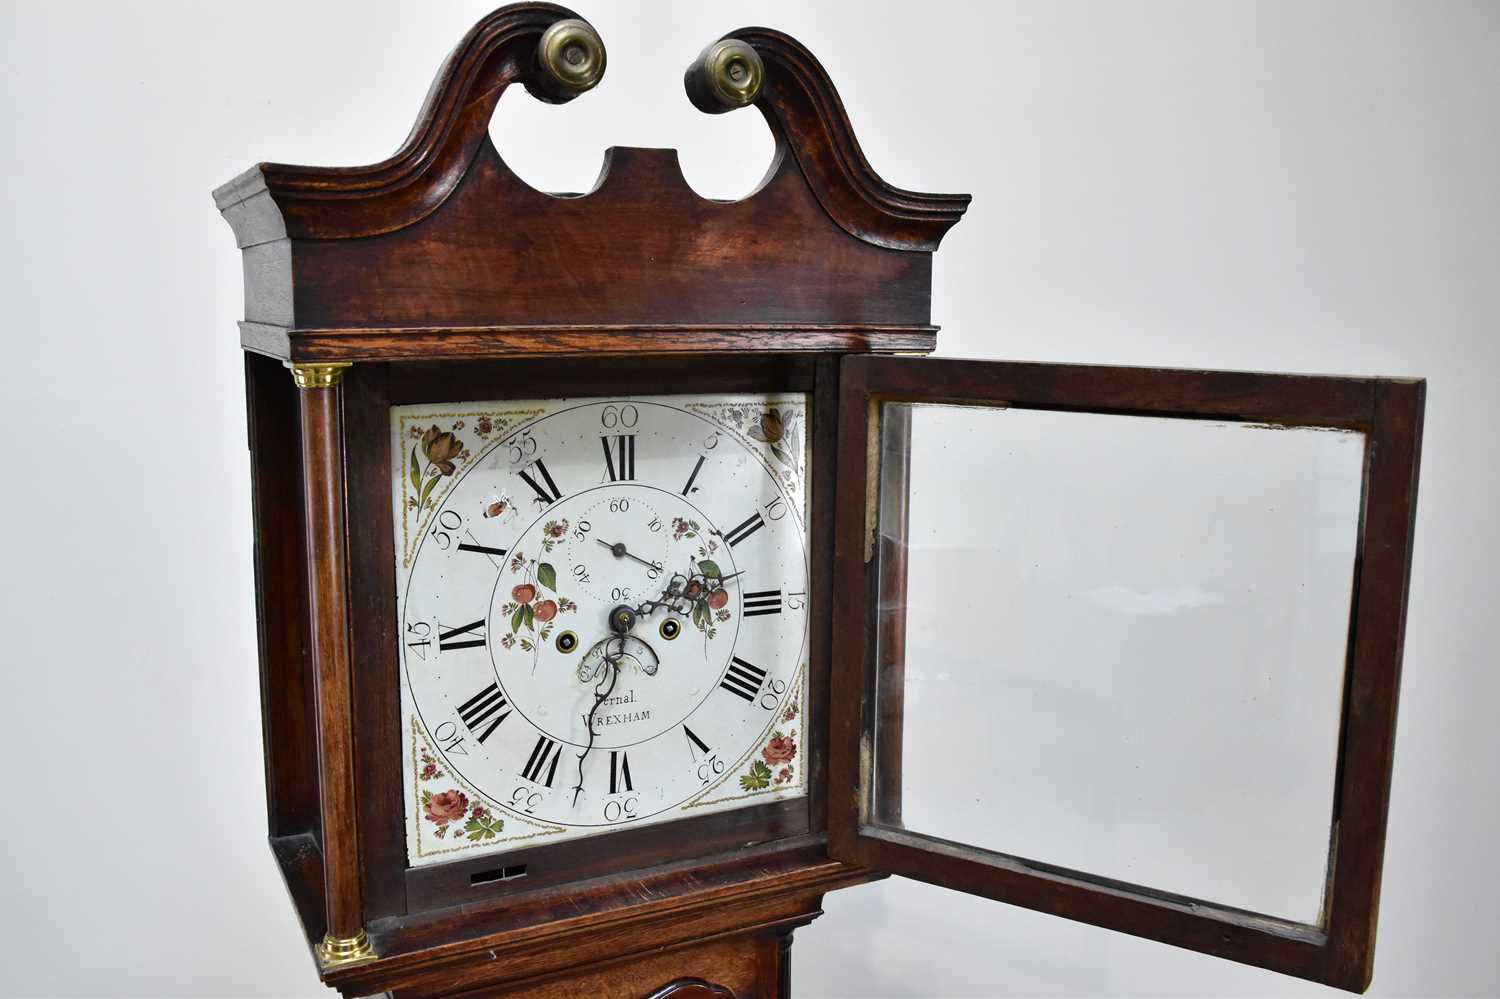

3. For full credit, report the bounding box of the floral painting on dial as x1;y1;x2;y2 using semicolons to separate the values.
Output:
409;720;565;861
395;407;544;568
685;399;808;508
498;549;578;669
691;665;808;808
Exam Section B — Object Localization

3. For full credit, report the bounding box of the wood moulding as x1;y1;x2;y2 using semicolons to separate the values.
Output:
314;839;880;998
241;322;940;363
213;2;968;361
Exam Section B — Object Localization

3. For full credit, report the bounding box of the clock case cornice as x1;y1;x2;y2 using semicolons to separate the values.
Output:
213;3;969;363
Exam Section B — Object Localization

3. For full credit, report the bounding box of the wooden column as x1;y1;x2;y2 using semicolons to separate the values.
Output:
777;930;795;998
290;361;375;968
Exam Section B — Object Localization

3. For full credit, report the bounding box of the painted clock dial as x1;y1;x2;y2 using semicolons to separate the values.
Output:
392;393;810;866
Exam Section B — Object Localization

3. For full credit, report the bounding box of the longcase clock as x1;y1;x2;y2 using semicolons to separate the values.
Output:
215;5;1423;996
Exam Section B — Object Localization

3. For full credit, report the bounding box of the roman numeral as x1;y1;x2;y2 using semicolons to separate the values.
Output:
457;683;510;744
609;751;634;794
602;434;636;482
682;455;706;496
720;657;767;702
743;589;782;617
722;512;765;548
683;725;711;760
518;459;563;505
520;735;562;786
439;619;486;651
456;541;506;558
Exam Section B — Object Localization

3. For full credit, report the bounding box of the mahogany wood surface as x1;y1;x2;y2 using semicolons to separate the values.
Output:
298;378;365;944
283;144;933;332
213;3;966;363
324;842;873;998
1323;379;1425;989
644;977;739;999
828;355;1426;992
240;323;939;365
405;939;760;999
244;355;319;840
270;832;328;944
732;28;971;252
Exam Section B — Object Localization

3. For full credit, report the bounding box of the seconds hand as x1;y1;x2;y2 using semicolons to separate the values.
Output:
596;538;661;573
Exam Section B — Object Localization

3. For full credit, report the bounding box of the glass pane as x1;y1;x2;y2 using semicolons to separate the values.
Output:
872;403;1364;926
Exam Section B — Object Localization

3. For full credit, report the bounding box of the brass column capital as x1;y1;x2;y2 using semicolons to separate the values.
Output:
287;362;352;389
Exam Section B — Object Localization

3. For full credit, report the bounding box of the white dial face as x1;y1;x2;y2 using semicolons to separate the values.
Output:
393;393;810;866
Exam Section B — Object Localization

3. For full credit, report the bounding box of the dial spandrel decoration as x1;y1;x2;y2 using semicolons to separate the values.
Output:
392;393;810;866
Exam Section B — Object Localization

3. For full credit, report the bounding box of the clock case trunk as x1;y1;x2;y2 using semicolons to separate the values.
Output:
220;4;1421;996
246;351;863;997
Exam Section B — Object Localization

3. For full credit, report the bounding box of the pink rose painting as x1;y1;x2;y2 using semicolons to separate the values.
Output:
424;789;469;825
762;732;796;765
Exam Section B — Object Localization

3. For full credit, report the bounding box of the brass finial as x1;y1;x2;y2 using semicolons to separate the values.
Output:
316;929;376;969
535;18;606;100
684;38;765;114
287;362;352;389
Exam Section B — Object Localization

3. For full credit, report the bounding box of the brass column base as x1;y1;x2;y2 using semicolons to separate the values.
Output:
317;929;376;969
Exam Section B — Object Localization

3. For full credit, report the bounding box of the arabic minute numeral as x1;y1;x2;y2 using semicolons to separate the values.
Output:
697;754;726;785
510;786;543;814
506;431;538;465
600;404;639;430
758;676;788;711
431;720;468;756
602;795;639;823
429;509;461;549
406;621;432;660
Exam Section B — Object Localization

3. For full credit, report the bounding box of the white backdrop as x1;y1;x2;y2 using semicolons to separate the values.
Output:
1;2;1495;996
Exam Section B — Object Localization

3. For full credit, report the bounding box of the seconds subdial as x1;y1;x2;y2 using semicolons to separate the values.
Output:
564;493;671;605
